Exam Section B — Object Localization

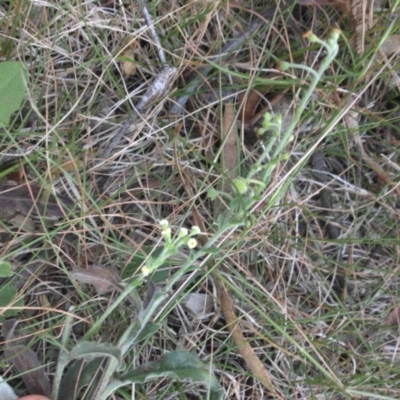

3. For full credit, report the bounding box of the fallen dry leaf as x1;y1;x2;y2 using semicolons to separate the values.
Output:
350;0;378;55
8;213;35;232
380;35;400;57
237;82;291;145
5;165;25;183
237;86;269;126
0;183;73;222
71;263;138;307
71;264;121;295
181;293;214;319
49;158;82;181
119;37;138;76
2;319;51;398
387;305;400;327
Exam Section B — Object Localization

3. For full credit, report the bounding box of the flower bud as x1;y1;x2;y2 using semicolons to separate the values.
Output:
191;226;201;235
179;227;189;237
233;178;248;194
159;219;169;229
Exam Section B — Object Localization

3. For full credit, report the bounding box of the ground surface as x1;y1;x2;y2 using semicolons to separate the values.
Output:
1;1;400;399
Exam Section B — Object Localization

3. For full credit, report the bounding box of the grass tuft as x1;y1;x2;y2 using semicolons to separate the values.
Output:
2;0;400;399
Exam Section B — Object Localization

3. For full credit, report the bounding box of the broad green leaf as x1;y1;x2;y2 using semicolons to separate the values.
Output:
0;61;28;127
106;350;224;400
57;358;104;400
134;321;160;343
0;285;23;321
0;262;13;277
67;342;122;365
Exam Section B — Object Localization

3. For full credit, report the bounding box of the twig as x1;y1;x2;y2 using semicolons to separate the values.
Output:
139;1;169;67
102;0;177;158
102;116;134;158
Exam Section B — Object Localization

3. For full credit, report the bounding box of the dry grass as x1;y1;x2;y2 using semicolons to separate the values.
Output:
1;0;400;399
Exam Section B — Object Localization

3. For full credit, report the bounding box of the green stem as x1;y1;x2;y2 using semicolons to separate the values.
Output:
264;34;339;184
53;308;75;400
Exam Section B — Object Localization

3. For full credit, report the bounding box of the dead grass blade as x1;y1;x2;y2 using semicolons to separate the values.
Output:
210;102;239;217
219;102;238;190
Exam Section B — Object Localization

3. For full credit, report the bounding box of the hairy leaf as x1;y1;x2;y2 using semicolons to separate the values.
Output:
107;350;224;400
67;341;122;364
57;358;105;400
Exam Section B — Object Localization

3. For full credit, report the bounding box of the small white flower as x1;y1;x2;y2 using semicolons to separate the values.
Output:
141;266;150;276
187;238;197;249
179;227;189;237
159;219;169;229
190;226;201;235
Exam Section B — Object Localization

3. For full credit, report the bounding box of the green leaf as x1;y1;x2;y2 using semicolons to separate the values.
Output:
0;285;23;321
67;342;122;365
0;61;28;127
0;262;13;277
118;289;168;355
106;350;224;400
134;321;160;343
201;246;220;255
57;358;104;400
